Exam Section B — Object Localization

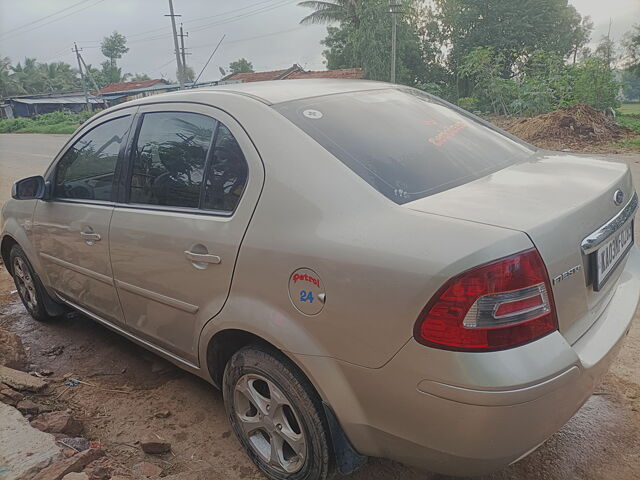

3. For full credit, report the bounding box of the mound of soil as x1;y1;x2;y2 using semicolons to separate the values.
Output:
491;104;635;152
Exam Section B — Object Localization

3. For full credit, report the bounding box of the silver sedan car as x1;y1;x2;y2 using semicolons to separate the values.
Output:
2;80;639;479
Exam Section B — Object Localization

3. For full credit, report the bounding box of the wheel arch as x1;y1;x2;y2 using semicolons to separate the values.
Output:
204;325;367;475
1;234;18;273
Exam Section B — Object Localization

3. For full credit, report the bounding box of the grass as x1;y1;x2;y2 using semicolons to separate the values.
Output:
617;114;640;134
618;103;640;115
615;136;640;150
0;110;100;134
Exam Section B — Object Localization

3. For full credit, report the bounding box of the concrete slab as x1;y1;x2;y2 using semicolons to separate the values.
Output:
0;402;61;480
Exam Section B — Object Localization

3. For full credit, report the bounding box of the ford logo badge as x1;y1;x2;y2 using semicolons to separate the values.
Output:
613;189;625;206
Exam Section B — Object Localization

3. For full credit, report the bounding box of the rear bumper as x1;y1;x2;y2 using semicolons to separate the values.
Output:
293;246;640;476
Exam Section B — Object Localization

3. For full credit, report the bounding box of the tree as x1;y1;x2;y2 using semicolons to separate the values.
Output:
130;73;151;81
0;57;23;97
101;31;129;68
298;0;360;27
228;58;254;74
432;0;593;92
319;0;426;85
622;24;640;75
100;61;129;85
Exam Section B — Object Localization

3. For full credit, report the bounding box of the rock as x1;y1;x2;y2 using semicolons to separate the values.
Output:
132;461;163;478
58;437;90;452
31;448;104;480
31;411;84;436
0;402;62;480
62;448;77;458
17;398;41;415
0;365;48;392
0;386;24;406
62;473;89;480
140;435;171;454
82;459;111;480
153;410;171;418
0;328;28;369
110;476;135;480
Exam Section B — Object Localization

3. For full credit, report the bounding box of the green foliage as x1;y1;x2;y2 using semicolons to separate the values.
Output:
101;31;129;67
459;46;619;115
615;136;640;150
0;110;100;134
298;1;360;27
432;0;592;89
622;24;640;75
1;57;81;97
457;96;479;111
617;114;640;134
321;0;426;85
228;58;254;74
570;58;620;111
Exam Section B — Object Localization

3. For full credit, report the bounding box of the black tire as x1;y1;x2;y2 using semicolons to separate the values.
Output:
223;345;335;480
9;245;58;322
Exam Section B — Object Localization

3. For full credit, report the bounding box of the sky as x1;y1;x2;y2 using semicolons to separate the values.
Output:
0;0;638;83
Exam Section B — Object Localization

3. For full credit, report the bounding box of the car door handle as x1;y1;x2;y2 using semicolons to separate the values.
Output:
80;231;101;245
184;251;221;264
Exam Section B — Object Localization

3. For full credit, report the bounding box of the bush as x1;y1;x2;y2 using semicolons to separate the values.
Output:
459;47;620;116
0;109;100;134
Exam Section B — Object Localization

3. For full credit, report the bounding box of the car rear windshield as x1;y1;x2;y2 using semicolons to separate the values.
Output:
274;88;534;204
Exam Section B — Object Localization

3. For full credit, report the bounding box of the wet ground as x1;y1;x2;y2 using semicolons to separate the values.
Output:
1;134;640;479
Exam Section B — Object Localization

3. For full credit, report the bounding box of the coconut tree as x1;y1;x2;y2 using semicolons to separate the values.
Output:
298;0;360;27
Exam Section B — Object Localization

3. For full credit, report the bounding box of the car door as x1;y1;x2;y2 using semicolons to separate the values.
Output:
32;109;136;325
109;103;264;365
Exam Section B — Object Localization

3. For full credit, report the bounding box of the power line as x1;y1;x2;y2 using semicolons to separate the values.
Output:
123;0;282;40
1;0;106;41
101;0;295;47
0;0;94;38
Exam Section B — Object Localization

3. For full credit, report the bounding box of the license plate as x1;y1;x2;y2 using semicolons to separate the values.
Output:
594;220;634;291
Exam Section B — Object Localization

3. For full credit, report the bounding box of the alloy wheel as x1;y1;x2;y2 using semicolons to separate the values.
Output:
233;373;307;474
13;256;37;312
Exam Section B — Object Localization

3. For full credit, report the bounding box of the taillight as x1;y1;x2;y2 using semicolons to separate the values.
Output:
414;248;558;352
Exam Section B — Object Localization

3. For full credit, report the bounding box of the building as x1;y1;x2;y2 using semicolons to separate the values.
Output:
2;93;104;118
98;79;172;105
219;64;364;84
98;79;217;106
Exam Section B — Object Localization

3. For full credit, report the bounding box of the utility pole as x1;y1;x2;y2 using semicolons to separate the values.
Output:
78;52;108;109
178;23;190;83
73;42;91;111
389;0;402;83
166;0;184;89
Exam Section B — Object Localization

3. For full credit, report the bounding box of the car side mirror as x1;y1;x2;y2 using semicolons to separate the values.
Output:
11;176;48;200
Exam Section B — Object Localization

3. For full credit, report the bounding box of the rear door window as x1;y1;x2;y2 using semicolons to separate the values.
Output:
274;88;534;204
129;112;216;208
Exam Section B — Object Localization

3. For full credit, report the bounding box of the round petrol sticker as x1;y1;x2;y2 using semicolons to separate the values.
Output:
289;268;325;315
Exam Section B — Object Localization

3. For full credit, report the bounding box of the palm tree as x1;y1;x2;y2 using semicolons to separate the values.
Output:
0;57;24;97
298;0;360;27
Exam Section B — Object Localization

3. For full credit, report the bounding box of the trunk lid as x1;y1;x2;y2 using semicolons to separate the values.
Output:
406;150;636;344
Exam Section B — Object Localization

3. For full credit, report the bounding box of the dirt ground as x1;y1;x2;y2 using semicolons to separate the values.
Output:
1;134;640;479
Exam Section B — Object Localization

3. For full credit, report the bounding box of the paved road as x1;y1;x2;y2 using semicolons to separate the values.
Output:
0;134;69;209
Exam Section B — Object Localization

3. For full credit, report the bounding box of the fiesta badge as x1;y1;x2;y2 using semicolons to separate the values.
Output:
289;268;326;315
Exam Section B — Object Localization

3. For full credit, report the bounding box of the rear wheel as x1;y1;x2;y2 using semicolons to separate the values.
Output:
9;245;57;322
223;345;334;480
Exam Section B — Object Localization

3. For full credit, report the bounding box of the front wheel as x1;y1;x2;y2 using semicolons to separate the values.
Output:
223;345;335;480
9;245;57;322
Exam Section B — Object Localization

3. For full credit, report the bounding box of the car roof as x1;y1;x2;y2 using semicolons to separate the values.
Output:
170;79;392;105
